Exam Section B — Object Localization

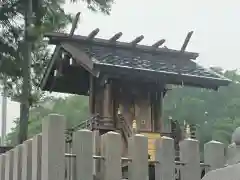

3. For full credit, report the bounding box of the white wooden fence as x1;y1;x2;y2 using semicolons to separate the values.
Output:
0;114;234;180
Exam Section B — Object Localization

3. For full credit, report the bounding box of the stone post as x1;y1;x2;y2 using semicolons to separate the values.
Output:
227;127;240;165
101;131;122;180
226;143;236;165
128;134;148;180
233;145;240;163
5;150;14;180
0;154;6;180
21;139;33;180
92;130;100;176
32;134;42;180
13;145;23;180
72;129;93;180
155;136;175;180
41;114;66;180
204;140;225;172
180;138;201;180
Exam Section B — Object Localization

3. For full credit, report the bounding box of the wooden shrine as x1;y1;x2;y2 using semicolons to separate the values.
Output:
40;27;231;158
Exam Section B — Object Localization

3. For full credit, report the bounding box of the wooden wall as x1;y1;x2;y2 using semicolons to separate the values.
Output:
134;92;152;131
89;77;164;133
116;82;155;132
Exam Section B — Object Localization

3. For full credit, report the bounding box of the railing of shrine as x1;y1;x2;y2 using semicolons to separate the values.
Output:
0;114;230;180
201;128;240;180
118;114;133;140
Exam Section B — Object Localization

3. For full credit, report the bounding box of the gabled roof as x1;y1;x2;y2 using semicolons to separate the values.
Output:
40;31;231;95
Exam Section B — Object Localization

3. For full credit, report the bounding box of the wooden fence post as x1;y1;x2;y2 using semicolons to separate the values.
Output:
32;134;42;180
4;150;14;180
72;129;93;180
101;131;122;180
155;136;175;180
0;154;6;180
41;114;66;180
13;145;23;180
128;134;148;180
204;140;225;172
180;138;201;180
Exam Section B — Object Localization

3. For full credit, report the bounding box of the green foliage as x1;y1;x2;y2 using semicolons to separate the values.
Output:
6;95;89;145
0;0;72;101
0;0;236;151
0;0;114;102
164;69;240;148
6;69;240;151
0;0;114;144
70;0;114;14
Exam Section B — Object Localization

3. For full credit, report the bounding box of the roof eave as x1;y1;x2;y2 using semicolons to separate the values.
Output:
39;42;99;91
93;63;231;90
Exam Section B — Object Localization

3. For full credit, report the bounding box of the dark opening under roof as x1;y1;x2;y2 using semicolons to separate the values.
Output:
40;31;231;95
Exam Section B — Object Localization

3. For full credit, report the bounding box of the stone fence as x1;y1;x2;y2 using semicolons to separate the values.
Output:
0;114;235;180
202;127;240;180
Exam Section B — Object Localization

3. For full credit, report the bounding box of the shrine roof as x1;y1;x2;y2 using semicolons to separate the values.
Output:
40;31;231;94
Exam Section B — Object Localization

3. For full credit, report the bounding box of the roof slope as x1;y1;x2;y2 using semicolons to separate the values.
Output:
78;44;223;80
40;32;231;94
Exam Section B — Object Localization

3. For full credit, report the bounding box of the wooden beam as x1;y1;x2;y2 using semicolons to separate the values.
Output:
69;12;81;35
181;31;194;52
131;35;144;46
109;32;123;42
40;46;61;90
87;28;100;40
60;43;94;73
152;39;165;48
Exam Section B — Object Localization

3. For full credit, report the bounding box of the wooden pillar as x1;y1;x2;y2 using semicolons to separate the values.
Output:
152;88;163;132
151;91;157;132
89;75;96;115
111;82;118;128
103;81;112;118
159;91;164;131
94;85;103;116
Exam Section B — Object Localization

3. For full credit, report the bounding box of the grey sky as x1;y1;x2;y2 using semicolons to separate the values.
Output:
65;0;240;69
1;0;240;133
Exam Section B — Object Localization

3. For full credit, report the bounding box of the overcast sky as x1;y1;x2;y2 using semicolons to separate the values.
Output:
2;0;240;133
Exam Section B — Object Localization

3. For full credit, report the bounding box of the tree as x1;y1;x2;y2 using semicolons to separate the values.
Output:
70;0;114;14
0;0;114;101
164;70;240;149
6;69;240;154
6;95;89;145
0;0;72;100
0;0;115;143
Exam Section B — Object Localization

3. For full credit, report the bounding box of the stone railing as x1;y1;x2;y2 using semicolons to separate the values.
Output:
202;127;240;180
0;114;231;180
